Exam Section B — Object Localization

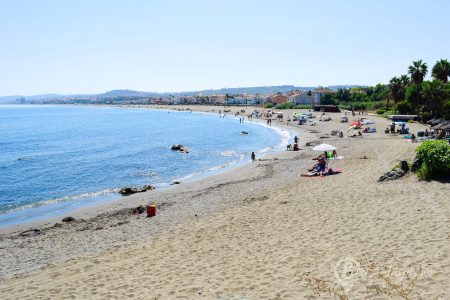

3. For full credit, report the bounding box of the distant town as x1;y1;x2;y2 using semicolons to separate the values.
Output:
4;85;361;107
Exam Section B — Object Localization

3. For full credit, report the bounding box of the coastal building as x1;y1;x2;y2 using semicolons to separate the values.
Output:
312;88;335;104
268;94;288;104
288;92;314;105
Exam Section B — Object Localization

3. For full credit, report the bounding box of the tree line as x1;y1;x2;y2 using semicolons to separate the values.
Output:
320;59;450;120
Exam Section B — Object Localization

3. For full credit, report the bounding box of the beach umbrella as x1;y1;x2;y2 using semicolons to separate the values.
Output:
312;144;336;151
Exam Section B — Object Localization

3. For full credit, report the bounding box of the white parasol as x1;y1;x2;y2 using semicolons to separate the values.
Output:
312;144;336;151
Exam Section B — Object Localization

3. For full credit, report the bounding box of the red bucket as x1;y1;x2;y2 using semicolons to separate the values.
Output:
146;204;156;217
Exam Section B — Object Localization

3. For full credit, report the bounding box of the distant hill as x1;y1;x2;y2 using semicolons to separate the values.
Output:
0;85;367;103
98;89;159;98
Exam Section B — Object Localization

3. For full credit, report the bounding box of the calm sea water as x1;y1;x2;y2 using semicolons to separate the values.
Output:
0;105;286;226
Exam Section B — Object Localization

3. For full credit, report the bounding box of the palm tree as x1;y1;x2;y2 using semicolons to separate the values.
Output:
389;76;402;105
400;74;410;86
408;60;428;84
408;60;428;117
399;74;410;100
421;80;446;118
431;59;450;82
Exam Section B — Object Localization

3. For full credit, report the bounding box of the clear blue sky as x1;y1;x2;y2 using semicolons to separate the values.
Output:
1;0;449;96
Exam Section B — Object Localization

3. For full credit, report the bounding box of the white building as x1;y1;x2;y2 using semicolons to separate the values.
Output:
288;92;315;105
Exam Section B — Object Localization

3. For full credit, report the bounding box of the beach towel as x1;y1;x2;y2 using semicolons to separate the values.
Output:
301;168;342;177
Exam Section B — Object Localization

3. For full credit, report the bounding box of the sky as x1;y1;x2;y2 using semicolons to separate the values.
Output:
0;0;449;96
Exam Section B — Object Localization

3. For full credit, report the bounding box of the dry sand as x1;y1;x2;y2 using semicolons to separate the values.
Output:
0;106;449;299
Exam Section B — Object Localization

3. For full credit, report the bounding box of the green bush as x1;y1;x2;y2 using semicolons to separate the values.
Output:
381;110;398;118
275;102;293;109
415;140;450;180
376;108;386;115
394;100;412;114
264;103;274;108
294;104;313;109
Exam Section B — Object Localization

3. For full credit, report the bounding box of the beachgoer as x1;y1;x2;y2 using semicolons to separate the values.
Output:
332;150;337;158
294;136;299;144
411;134;416;142
251;152;256;162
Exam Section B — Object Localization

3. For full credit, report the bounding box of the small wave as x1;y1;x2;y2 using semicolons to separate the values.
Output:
220;150;237;157
133;170;160;179
0;188;119;215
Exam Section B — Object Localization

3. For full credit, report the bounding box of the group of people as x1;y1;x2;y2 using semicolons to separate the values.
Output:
307;150;338;176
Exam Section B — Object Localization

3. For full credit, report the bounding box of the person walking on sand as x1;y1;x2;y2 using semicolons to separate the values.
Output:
251;152;256;162
294;135;299;144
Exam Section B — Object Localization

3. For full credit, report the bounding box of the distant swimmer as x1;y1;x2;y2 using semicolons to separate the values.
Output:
241;131;248;135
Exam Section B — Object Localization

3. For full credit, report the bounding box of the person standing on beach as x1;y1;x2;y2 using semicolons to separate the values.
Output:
251;152;256;162
294;136;299;144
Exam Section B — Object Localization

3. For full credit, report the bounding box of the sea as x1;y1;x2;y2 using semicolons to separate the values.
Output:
0;105;288;227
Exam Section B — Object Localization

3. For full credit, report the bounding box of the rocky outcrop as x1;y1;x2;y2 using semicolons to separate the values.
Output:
378;168;406;182
138;185;154;193
119;185;155;196
411;156;422;172
20;229;43;236
119;187;138;195
170;144;189;153
62;216;76;223
132;206;145;214
398;160;410;172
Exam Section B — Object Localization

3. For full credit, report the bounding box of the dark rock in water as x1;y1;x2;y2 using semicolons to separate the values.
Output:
137;185;154;193
399;160;410;172
171;144;183;151
241;131;249;135
62;216;76;223
378;168;406;182
119;187;138;195
20;229;43;236
132;206;146;214
171;144;189;153
171;181;181;185
121;185;154;196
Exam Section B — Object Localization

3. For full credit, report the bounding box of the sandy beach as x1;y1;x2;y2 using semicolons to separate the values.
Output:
1;105;449;299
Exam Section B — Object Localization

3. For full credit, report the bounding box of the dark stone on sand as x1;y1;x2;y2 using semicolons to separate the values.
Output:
378;168;406;182
132;206;146;214
62;216;76;223
20;229;43;237
399;160;410;172
411;156;422;172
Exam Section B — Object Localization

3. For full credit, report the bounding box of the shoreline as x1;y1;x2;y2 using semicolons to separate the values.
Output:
1;105;449;299
0;105;291;232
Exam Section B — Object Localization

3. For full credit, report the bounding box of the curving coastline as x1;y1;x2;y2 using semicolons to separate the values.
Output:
0;105;449;299
0;105;287;228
